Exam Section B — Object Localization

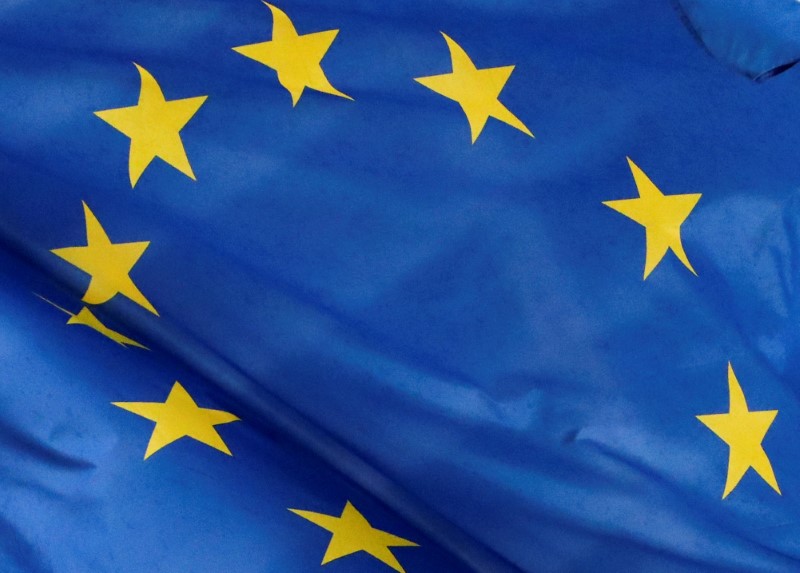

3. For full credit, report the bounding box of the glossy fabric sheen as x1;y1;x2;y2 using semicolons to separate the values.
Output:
676;0;800;79
2;1;800;572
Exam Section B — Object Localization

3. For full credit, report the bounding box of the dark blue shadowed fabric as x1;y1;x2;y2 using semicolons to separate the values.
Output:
675;0;800;79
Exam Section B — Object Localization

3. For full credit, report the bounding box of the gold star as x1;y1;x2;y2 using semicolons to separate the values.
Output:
36;294;147;349
113;382;239;460
697;363;780;499
233;2;352;106
290;501;418;572
414;32;532;143
95;63;207;187
603;157;701;279
51;202;157;315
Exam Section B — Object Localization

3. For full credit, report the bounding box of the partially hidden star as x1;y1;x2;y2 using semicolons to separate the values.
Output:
95;63;207;187
51;202;158;316
290;501;418;573
233;2;352;106
697;363;780;499
414;32;532;143
113;382;239;459
36;294;147;349
603;157;701;279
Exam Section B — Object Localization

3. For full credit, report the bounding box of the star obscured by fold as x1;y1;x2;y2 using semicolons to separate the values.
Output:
603;157;701;279
95;63;207;187
233;2;352;106
36;295;147;349
51;202;157;315
697;363;780;499
290;501;418;572
415;32;532;143
113;382;239;459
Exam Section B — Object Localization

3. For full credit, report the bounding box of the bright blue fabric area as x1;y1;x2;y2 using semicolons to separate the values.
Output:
0;247;474;573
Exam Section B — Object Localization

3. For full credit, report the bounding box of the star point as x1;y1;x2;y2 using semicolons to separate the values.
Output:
36;294;147;349
603;157;701;279
290;501;418;572
113;382;239;459
233;2;352;106
697;363;780;498
51;202;157;315
95;63;207;187
414;32;532;143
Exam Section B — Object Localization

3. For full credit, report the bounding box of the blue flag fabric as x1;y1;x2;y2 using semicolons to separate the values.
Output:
676;0;800;79
4;1;800;572
0;245;472;573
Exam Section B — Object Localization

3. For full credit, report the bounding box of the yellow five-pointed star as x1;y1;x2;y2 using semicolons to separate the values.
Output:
51;202;157;315
95;63;207;187
414;33;532;143
233;3;352;106
290;501;418;572
36;295;147;349
697;363;780;499
603;157;701;279
113;382;239;460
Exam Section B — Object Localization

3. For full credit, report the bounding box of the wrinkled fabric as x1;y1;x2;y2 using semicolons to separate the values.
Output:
675;0;800;79
2;1;800;572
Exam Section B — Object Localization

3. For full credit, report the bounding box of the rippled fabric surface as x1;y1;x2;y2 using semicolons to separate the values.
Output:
676;0;800;79
2;1;800;572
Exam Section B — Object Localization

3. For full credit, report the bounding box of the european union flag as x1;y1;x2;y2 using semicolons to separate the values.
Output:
3;1;800;572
